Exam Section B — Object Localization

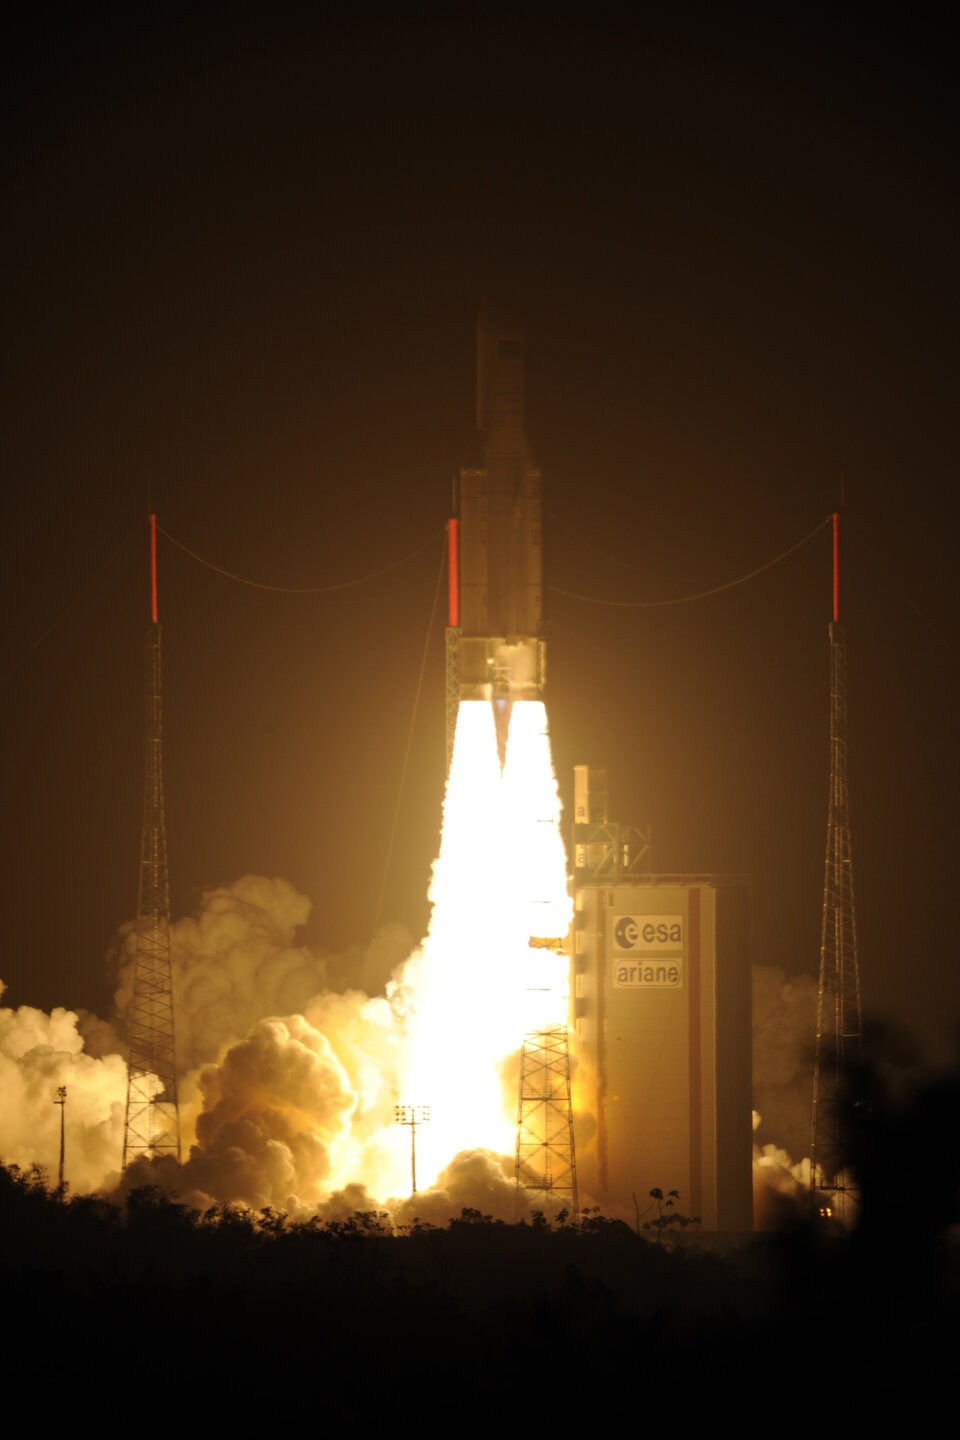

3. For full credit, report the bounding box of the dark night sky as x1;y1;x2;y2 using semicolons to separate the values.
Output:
1;6;957;1062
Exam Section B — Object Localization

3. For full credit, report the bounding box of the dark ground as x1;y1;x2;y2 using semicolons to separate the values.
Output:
6;1048;960;1413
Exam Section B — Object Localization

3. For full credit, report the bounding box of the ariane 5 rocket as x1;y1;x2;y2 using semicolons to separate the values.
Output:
445;304;545;769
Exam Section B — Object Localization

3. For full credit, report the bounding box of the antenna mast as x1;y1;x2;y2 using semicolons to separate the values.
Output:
122;515;181;1169
810;513;862;1223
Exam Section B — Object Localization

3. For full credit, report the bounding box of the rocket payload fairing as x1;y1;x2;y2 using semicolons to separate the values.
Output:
445;306;545;768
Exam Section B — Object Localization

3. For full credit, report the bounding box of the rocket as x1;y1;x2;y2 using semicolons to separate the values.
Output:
446;304;545;768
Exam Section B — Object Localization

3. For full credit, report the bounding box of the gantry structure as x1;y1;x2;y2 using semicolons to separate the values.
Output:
122;515;181;1169
516;954;579;1220
810;514;862;1223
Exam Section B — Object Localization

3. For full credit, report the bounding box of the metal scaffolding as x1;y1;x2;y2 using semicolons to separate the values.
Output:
444;625;460;773
516;1022;579;1219
122;516;181;1170
810;516;862;1223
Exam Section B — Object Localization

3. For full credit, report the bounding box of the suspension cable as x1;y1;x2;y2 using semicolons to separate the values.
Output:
550;516;831;608
159;525;441;594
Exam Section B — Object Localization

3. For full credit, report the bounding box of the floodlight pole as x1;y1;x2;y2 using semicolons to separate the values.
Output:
54;1086;67;1190
394;1104;431;1194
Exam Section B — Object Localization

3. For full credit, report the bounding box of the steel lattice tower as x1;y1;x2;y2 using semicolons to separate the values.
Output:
810;513;862;1221
122;515;181;1169
516;1020;579;1218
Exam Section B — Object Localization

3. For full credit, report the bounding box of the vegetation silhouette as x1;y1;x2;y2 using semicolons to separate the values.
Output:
3;1045;958;1414
641;1188;701;1243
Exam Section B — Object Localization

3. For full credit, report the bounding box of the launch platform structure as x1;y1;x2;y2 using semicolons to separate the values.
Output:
122;515;181;1170
810;514;862;1223
516;941;579;1219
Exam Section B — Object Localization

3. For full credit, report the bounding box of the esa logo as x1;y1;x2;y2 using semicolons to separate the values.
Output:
613;915;683;952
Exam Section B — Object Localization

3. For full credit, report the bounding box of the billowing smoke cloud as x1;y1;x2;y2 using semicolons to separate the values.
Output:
120;1012;359;1213
390;1148;534;1228
752;965;818;1225
110;877;416;1210
1;878;415;1205
0;983;126;1190
112;875;413;1072
753;1129;813;1228
5;889;824;1224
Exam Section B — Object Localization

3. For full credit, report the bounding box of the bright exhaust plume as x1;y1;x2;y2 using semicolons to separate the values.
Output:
387;699;571;1191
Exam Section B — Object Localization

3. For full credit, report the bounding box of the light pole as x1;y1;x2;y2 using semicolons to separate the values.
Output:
394;1104;430;1194
54;1086;67;1191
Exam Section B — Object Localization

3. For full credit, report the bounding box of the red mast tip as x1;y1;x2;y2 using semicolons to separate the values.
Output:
447;517;460;628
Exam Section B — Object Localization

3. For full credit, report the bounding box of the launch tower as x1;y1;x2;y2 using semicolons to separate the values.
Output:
810;514;862;1221
121;515;181;1169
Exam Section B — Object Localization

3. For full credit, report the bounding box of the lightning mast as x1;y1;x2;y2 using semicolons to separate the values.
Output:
810;513;862;1222
122;515;181;1169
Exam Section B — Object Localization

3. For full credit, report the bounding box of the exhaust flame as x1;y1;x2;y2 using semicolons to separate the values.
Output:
389;699;571;1190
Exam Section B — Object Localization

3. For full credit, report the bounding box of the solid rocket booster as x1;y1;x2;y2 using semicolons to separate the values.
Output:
447;305;545;765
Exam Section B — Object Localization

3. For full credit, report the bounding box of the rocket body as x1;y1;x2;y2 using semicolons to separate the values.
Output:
447;308;545;764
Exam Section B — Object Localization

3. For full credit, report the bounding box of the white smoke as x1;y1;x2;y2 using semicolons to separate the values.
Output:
753;1132;813;1224
752;965;818;1225
391;1149;534;1228
0;983;126;1190
110;878;417;1211
120;1011;360;1213
0;878;415;1205
2;911;830;1228
112;875;413;1072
